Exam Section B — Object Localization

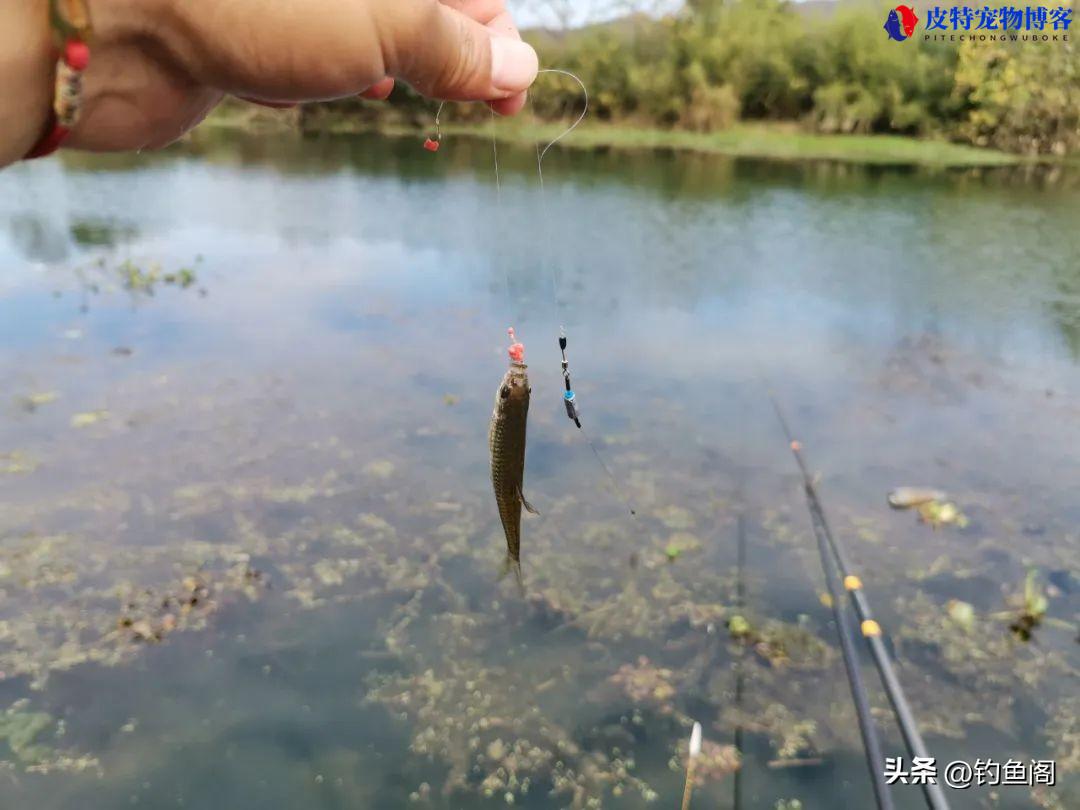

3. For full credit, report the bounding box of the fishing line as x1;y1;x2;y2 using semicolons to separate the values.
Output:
732;509;747;810
578;423;637;516
491;107;502;203
428;74;638;523
431;102;511;302
489;107;512;303
533;69;588;310
528;71;639;519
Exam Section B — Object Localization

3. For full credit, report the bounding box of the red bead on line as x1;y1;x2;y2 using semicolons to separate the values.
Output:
423;138;440;152
64;40;90;71
507;327;524;362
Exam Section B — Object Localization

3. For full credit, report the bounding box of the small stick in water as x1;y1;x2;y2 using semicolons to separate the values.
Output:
681;721;702;810
887;487;947;509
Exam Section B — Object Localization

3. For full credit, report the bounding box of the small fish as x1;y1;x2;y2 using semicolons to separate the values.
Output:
489;328;538;568
887;487;948;509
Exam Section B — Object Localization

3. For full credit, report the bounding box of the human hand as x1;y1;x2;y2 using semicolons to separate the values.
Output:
26;0;539;154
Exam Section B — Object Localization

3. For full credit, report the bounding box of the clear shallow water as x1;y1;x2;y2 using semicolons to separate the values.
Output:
0;132;1078;809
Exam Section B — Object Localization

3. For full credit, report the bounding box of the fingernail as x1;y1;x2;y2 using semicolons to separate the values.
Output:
490;38;538;94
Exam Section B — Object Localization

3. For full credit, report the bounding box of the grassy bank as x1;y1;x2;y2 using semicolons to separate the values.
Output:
202;104;1023;168
416;119;1023;168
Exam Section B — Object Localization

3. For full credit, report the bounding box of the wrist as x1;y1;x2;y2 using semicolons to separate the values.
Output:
0;1;55;167
5;0;191;161
64;0;219;152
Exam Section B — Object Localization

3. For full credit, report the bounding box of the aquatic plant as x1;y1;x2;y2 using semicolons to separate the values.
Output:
0;451;37;476
747;704;817;761
118;259;197;295
608;657;677;715
0;341;1072;807
365;615;660;807
1045;696;1080;774
893;590;1076;740
916;499;969;530
722;614;833;671
15;392;57;413
0;700;99;774
70;410;110;428
670;733;740;788
0;702;52;764
116;563;265;644
0;531;269;688
1010;568;1050;641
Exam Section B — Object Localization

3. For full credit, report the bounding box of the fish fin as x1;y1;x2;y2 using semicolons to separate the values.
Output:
519;486;539;515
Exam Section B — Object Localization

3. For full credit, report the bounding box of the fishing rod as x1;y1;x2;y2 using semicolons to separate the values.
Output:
732;510;747;810
691;507;749;809
768;393;951;810
803;470;896;810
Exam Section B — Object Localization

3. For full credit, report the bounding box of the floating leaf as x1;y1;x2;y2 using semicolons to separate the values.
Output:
17;392;58;412
916;499;968;529
70;410;110;428
0;450;37;475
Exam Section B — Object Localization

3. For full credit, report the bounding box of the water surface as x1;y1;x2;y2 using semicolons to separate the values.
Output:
0;131;1078;809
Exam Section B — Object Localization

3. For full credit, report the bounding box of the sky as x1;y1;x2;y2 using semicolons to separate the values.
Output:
509;1;683;29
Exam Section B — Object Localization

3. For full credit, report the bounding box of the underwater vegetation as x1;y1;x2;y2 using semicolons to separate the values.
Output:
42;253;207;313
0;430;865;806
1;408;1076;806
0;207;1077;810
0;701;99;774
117;260;197;294
0;450;37;476
0;531;267;689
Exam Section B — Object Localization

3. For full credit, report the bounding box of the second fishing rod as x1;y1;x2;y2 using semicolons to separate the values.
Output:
769;393;951;810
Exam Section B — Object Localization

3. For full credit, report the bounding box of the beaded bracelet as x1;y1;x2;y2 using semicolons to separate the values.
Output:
24;0;93;160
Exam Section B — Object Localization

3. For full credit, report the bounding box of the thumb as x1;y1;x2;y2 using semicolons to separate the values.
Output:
379;1;538;102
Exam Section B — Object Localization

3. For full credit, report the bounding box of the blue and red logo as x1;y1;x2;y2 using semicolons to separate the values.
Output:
884;5;920;40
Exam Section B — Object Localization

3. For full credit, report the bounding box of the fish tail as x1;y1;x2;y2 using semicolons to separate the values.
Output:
500;553;525;595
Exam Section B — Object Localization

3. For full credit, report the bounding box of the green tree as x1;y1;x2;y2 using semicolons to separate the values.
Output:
952;10;1080;155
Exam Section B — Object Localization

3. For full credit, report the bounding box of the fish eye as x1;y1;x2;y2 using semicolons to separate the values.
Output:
500;386;510;399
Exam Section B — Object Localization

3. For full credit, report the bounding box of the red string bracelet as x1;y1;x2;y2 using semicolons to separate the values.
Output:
24;0;93;160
